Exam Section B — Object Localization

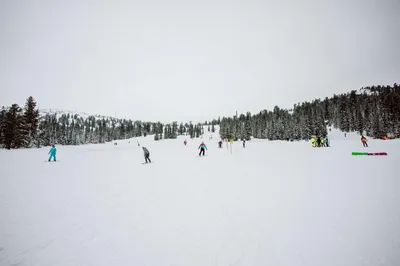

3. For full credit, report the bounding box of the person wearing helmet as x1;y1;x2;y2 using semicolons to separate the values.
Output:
198;142;207;156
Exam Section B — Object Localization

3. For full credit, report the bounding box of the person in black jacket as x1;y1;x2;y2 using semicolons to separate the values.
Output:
142;147;151;163
218;140;223;148
316;136;322;147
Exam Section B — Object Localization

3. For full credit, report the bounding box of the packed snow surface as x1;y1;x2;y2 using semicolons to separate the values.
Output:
1;130;399;266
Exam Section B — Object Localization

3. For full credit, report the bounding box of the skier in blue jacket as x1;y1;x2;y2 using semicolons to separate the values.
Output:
48;145;57;162
198;142;207;156
325;136;329;147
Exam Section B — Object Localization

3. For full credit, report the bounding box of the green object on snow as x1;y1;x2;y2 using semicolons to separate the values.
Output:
352;152;368;156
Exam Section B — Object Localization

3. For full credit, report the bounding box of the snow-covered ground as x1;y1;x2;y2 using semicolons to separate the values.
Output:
1;129;399;266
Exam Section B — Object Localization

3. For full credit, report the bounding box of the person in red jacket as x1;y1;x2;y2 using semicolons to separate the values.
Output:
184;139;187;146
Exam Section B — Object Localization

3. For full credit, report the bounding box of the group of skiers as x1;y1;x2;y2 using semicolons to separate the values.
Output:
128;134;370;163
46;133;373;163
310;135;370;148
311;136;329;147
46;143;153;164
139;140;211;163
217;139;246;149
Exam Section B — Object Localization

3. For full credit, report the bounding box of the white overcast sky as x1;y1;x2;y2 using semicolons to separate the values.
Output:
1;0;399;122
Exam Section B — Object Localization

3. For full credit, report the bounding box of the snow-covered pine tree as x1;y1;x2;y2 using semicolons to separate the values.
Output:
189;123;194;139
164;124;168;139
171;122;178;138
0;107;7;147
179;123;184;136
168;124;172;138
137;121;143;137
3;104;27;149
159;123;164;139
348;90;357;132
120;122;126;140
355;104;364;135
338;96;350;133
23;96;39;148
244;112;252;140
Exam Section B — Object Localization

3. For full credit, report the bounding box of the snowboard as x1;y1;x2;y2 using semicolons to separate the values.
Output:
142;162;154;165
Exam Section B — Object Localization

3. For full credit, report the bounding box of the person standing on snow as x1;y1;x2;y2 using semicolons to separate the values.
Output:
361;136;368;147
48;145;57;162
184;139;187;146
218;140;223;148
142;147;151;163
243;139;246;148
198;142;207;156
325;136;329;147
316;136;322;147
311;137;316;147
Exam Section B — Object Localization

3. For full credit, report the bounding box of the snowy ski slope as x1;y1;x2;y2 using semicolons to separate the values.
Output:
1;127;399;266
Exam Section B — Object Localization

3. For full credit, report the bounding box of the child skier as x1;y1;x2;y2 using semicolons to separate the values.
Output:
361;136;368;147
198;142;207;156
48;145;57;162
142;147;151;163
